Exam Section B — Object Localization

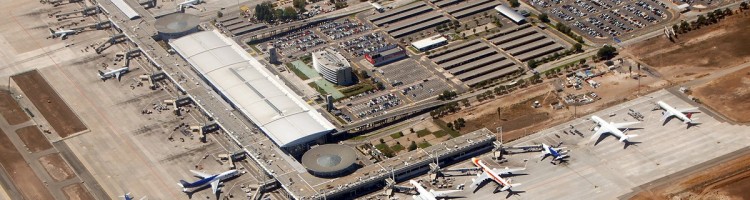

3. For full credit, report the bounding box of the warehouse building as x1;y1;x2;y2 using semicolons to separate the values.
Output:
169;30;335;152
365;45;407;66
312;48;354;86
411;35;448;51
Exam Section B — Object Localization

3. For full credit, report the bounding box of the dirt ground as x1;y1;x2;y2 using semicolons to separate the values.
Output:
692;66;750;123
38;153;75;182
625;13;750;84
12;70;86;138
61;183;95;200
0;91;29;125
16;125;52;153
0;127;54;199
631;151;750;200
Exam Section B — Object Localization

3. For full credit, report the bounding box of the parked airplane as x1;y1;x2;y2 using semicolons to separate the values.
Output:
409;180;461;200
469;158;523;192
540;143;568;162
98;66;129;81
178;0;202;10
589;115;640;144
655;101;699;127
178;169;239;195
49;28;78;39
119;193;145;200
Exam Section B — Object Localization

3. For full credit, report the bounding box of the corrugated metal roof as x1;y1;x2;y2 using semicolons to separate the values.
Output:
170;30;335;147
494;5;525;23
111;0;140;20
411;35;447;50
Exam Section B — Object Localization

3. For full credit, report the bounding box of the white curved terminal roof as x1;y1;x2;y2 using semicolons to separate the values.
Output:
170;30;335;147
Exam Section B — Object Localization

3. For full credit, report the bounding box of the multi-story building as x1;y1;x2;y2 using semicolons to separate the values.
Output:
365;45;407;66
312;48;354;86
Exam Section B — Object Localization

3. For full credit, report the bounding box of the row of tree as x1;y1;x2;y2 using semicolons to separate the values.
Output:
672;8;733;34
446;118;466;130
255;2;300;22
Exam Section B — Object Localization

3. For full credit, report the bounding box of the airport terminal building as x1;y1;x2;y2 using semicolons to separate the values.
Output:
169;30;335;152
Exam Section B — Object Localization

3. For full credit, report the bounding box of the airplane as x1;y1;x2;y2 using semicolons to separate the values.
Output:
655;101;700;127
119;192;145;200
49;28;78;39
539;143;568;163
409;180;461;200
178;0;202;10
589;115;640;144
98;66;129;81
469;158;523;193
178;169;239;195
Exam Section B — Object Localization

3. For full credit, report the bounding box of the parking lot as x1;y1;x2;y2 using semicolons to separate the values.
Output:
339;32;394;57
428;39;523;87
318;18;372;40
365;1;450;41
529;0;674;40
268;29;326;59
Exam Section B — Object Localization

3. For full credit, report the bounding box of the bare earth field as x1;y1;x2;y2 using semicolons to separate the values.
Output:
626;13;750;83
692;66;750;123
16;125;51;153
12;70;86;138
0;91;29;125
632;150;750;200
39;153;75;182
62;183;95;200
0;128;53;199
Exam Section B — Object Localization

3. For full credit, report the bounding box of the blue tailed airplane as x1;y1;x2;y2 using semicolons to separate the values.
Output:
178;169;239;195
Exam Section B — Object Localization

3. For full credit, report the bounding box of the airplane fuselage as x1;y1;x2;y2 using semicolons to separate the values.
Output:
591;116;627;139
542;144;563;160
471;158;510;187
410;180;437;200
657;101;692;123
181;170;238;192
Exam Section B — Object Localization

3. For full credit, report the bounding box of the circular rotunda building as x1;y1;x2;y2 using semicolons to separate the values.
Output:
301;144;359;177
155;13;200;40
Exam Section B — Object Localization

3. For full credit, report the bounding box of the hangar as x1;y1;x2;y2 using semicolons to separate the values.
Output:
169;30;335;150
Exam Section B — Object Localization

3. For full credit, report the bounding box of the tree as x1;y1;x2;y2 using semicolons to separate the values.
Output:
696;15;706;27
217;11;223;18
539;13;550;23
579;58;586;65
293;0;306;12
376;82;385;90
596;45;617;60
741;2;748;10
379;138;385;143
359;70;370;79
680;21;691;32
254;2;276;22
572;43;583;53
509;0;520;7
725;8;733;16
527;59;539;69
672;24;680;34
447;122;454;130
408;141;417;151
281;7;298;20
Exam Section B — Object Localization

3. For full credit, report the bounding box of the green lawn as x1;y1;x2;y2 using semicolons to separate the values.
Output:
416;129;432;138
433;130;448;138
434;119;462;138
418;141;432;149
287;63;310;80
340;83;374;98
390;132;404;139
375;143;395;157
308;82;329;96
391;143;405;152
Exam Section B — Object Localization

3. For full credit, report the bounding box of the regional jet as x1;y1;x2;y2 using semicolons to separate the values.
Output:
98;66;129;81
178;169;239;195
589;115;640;145
409;180;461;200
540;143;568;163
469;158;523;193
655;101;700;127
49;28;78;39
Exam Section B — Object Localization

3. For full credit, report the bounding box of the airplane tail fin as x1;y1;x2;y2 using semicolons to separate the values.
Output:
178;180;189;192
686;113;693;119
98;70;105;77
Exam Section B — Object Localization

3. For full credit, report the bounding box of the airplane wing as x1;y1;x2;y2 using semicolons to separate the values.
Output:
189;170;211;178
431;189;461;197
450;167;481;172
661;110;674;124
411;195;426;200
611;121;639;130
589;128;608;143
470;172;490;188
60;33;67;38
210;180;220;194
115;71;122;81
492;167;524;175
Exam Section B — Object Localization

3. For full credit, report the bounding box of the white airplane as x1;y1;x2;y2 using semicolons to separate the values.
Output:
469;158;523;192
655;101;699;127
178;0;202;9
98;66;129;81
540;143;568;162
119;193;145;200
409;180;461;200
589;115;640;144
178;169;239;195
49;28;78;39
